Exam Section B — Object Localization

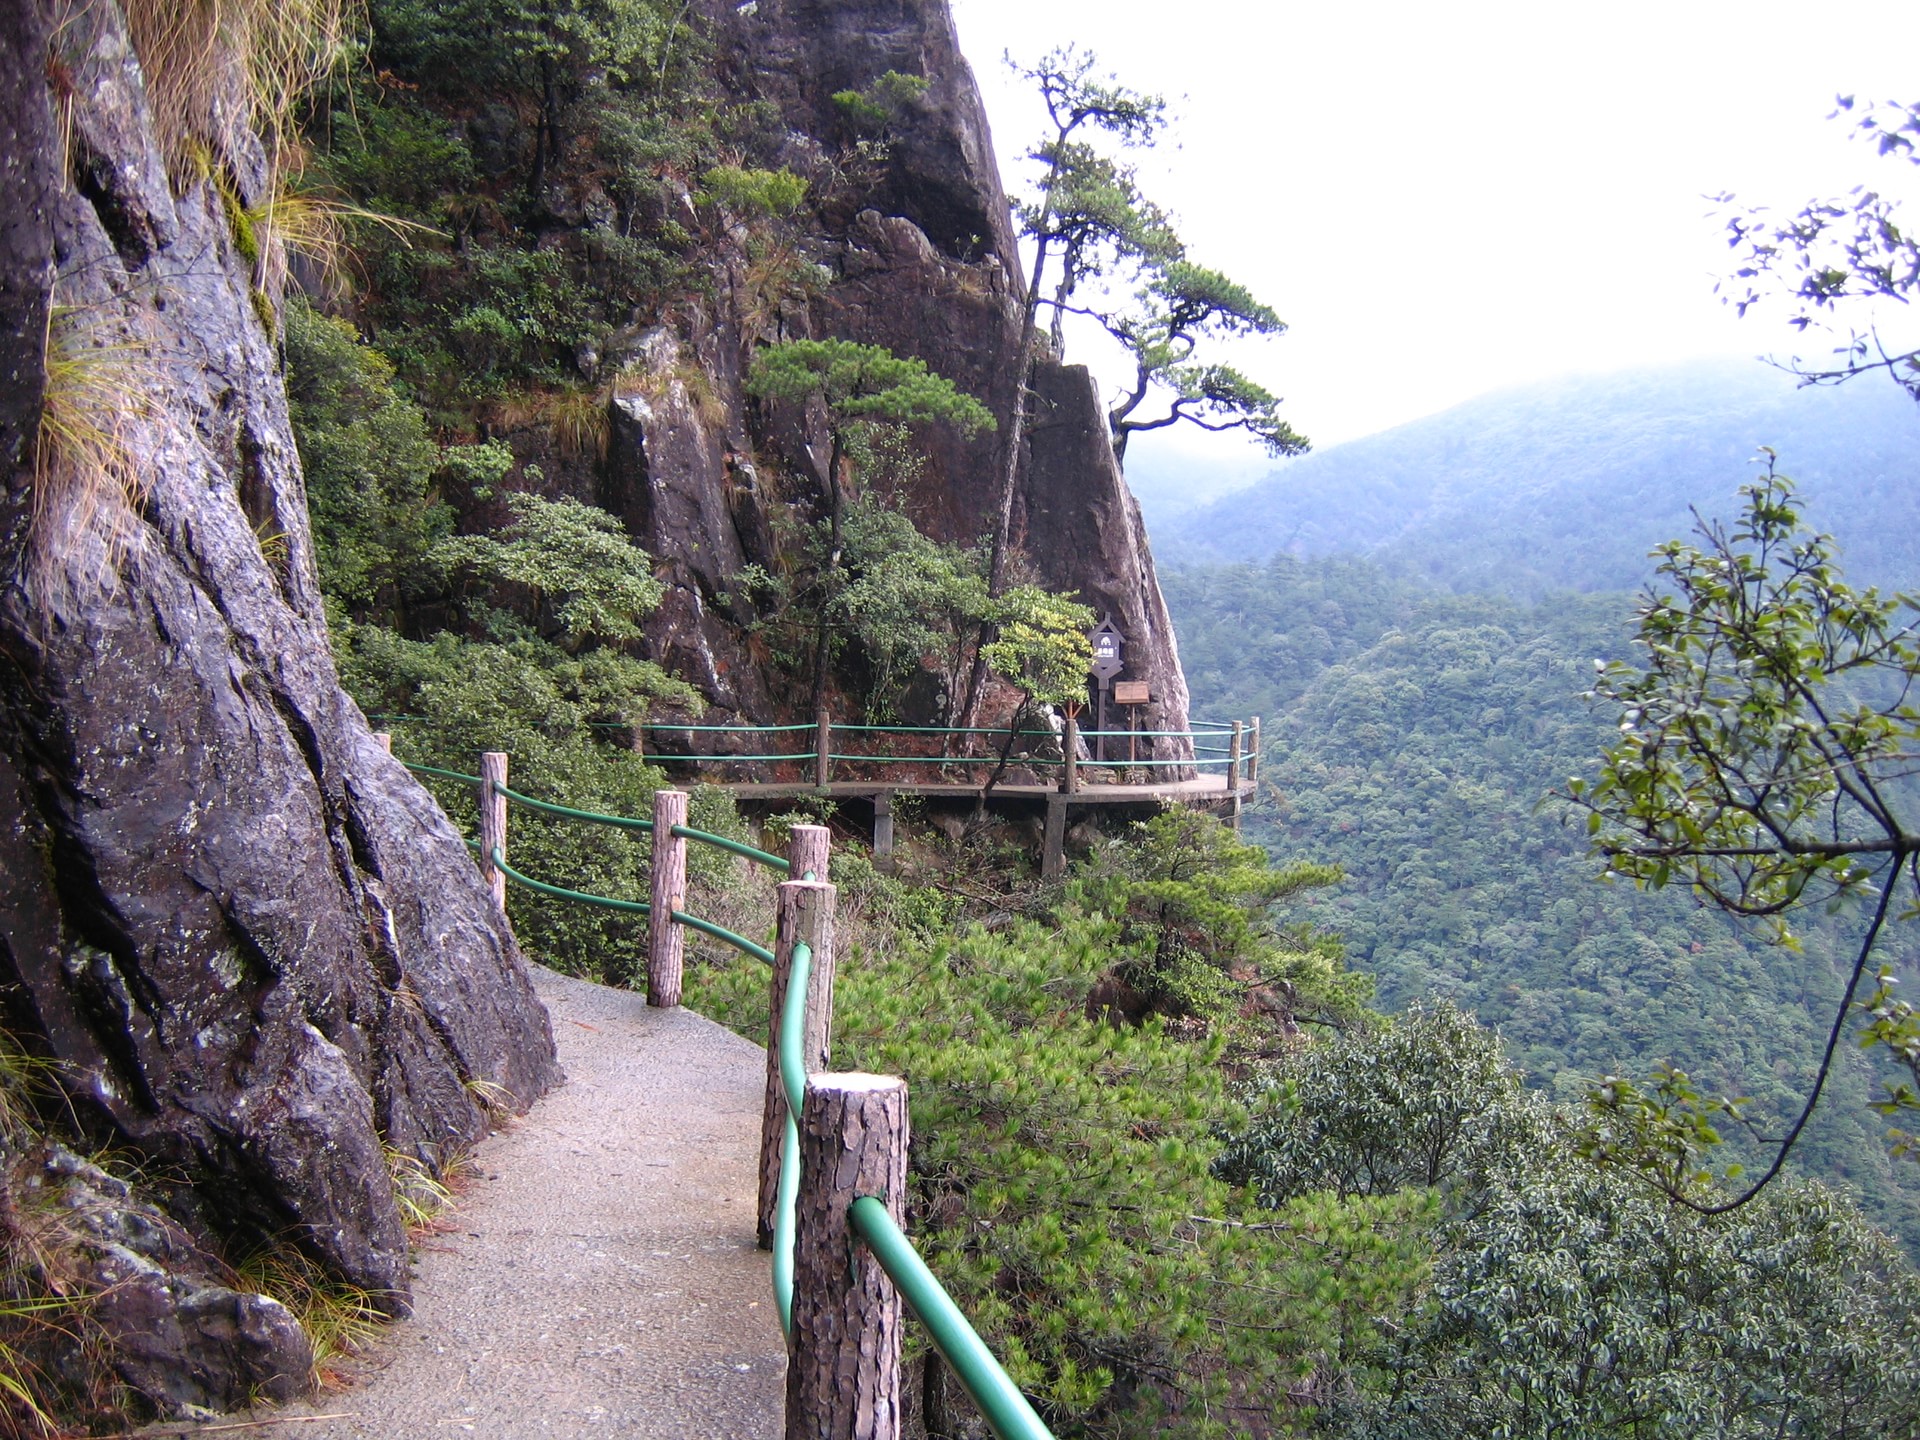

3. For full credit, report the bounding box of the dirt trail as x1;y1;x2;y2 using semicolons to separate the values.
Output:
211;967;785;1439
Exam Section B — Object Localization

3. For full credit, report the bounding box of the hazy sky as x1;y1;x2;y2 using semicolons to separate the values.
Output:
947;0;1920;462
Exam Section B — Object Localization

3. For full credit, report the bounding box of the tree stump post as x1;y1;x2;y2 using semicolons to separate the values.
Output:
759;877;837;1248
480;752;508;909
1229;721;1244;829
372;732;392;754
648;789;689;1008
1042;795;1067;879
815;706;832;789
788;822;831;884
1249;715;1261;789
1062;714;1079;795
786;1073;908;1440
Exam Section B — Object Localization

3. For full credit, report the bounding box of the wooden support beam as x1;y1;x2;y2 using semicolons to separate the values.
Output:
1042;795;1067;880
786;1073;907;1440
480;752;508;910
871;793;894;859
758;878;837;1249
648;789;688;1008
1062;714;1079;795
1249;715;1261;790
1229;721;1244;830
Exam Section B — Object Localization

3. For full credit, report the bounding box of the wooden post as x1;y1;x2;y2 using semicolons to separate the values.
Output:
479;752;508;910
788;822;831;884
1228;722;1244;830
372;731;392;754
871;793;894;860
1249;715;1261;789
814;706;832;789
786;1073;907;1440
1042;795;1067;880
758;878;837;1249
648;789;689;1008
1062;713;1079;795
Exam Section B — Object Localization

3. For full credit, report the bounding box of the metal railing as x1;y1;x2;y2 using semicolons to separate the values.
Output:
386;743;1062;1440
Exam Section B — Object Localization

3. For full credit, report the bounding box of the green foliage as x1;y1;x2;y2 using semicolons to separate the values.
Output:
1072;809;1364;1029
1720;96;1920;400
1166;552;1920;1247
436;492;666;648
686;903;1431;1438
1216;1002;1538;1208
695;164;808;219
981;586;1094;710
283;297;453;618
1572;466;1920;1205
744;338;995;437
831;70;930;136
1217;1005;1920;1437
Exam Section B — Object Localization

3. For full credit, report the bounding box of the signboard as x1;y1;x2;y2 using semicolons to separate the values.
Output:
1112;680;1150;705
1088;616;1125;684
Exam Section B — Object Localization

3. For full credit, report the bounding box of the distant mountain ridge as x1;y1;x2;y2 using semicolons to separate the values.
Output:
1154;358;1920;596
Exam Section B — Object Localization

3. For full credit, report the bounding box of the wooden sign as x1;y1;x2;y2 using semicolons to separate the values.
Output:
1112;681;1150;705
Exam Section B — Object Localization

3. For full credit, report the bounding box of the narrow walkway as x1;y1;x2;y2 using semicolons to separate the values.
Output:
223;968;785;1439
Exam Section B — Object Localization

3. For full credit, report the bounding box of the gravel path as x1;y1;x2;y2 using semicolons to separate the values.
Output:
213;967;785;1439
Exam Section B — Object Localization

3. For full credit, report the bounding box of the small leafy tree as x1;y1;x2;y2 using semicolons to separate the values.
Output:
744;339;994;706
978;584;1093;793
1720;96;1920;399
1566;464;1920;1207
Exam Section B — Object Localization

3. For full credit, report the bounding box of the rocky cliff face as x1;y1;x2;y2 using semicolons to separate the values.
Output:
596;0;1195;749
0;0;558;1414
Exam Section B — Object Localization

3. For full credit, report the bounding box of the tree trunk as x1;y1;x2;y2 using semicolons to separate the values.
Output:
0;0;558;1310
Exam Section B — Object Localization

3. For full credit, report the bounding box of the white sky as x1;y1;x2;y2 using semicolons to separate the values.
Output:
948;0;1920;461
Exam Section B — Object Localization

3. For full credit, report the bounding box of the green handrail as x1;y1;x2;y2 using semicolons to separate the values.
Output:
850;1197;1055;1440
402;761;485;786
669;824;790;873
491;783;655;831
772;939;811;1339
670;909;775;967
489;848;651;914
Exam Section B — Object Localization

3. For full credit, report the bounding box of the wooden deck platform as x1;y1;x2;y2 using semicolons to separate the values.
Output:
713;773;1254;876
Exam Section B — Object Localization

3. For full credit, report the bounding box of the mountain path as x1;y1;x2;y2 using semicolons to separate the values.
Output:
208;967;785;1439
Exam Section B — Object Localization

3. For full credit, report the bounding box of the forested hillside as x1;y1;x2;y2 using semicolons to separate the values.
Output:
1157;358;1920;596
1168;549;1920;1250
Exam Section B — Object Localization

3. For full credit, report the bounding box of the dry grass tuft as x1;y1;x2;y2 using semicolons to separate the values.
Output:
29;304;156;602
121;0;357;178
234;1246;385;1388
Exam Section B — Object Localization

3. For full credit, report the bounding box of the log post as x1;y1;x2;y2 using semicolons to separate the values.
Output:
1249;715;1261;789
758;878;837;1248
814;706;832;789
871;793;894;861
788;822;831;884
648;789;689;1008
480;752;508;910
372;731;392;754
786;1073;908;1440
1229;721;1244;830
1042;795;1067;880
1062;713;1079;795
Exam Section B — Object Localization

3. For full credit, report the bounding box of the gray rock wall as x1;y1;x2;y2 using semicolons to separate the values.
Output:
0;1;559;1387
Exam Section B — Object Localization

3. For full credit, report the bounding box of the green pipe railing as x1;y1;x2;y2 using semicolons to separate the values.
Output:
494;784;655;832
669;908;775;967
402;761;485;786
772;938;811;1339
850;1198;1054;1440
490;848;652;914
669;824;790;873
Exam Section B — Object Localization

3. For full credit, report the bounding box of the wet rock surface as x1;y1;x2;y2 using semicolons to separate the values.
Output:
0;0;559;1329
